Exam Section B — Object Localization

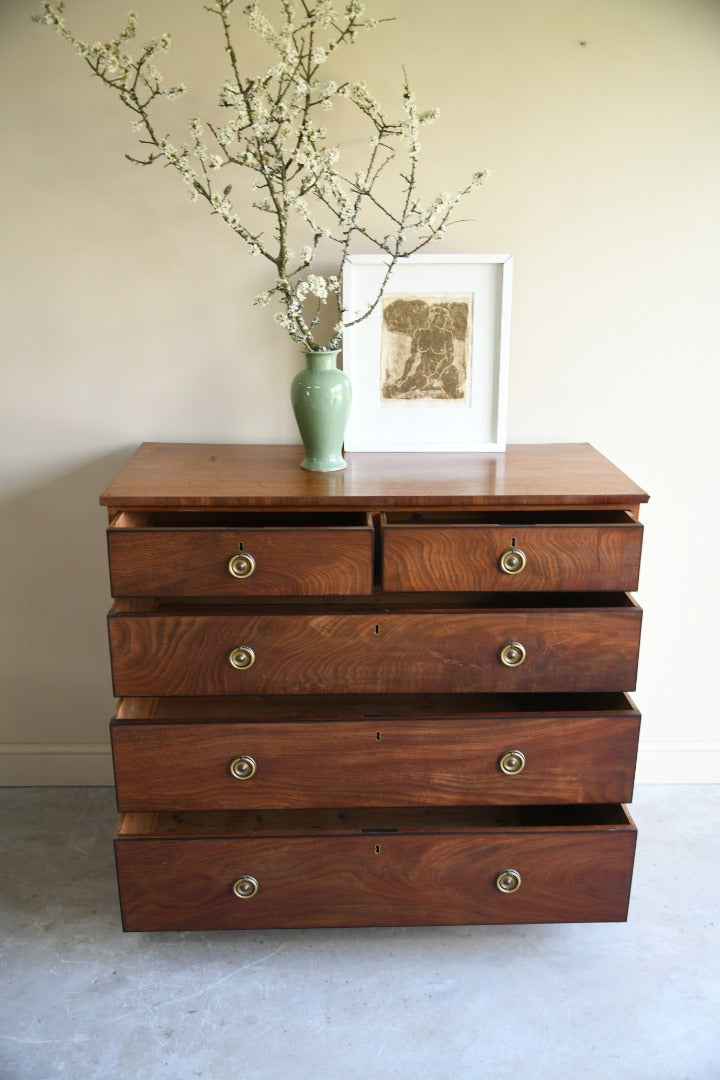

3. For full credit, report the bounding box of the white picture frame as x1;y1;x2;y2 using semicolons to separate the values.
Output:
342;253;512;452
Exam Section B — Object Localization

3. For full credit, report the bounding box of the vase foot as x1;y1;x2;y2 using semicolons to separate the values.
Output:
300;457;347;472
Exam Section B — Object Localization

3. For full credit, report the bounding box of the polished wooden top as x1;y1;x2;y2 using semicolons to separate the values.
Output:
100;442;648;509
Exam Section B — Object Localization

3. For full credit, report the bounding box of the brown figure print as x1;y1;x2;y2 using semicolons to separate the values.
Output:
381;295;472;403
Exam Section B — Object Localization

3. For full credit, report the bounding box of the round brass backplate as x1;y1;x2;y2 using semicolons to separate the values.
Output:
499;547;527;575
229;755;257;780
232;875;259;900
227;552;256;579
228;645;256;671
499;641;526;668
498;750;526;776
495;869;522;894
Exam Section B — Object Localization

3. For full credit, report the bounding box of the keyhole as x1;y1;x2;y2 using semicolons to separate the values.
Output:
511;536;517;548
374;624;380;636
374;844;381;854
375;731;382;741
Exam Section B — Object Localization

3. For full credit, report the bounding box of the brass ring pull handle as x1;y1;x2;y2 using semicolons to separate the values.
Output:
232;875;259;900
229;755;257;780
228;645;256;671
499;641;526;668
499;547;527;575
495;869;522;894
498;750;526;776
227;551;256;579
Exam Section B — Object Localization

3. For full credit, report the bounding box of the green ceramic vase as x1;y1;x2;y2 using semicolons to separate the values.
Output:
290;350;351;472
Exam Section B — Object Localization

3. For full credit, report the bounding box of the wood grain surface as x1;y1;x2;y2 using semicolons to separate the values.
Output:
108;604;642;696
115;823;637;930
100;443;650;510
107;516;373;597
111;709;640;810
382;518;643;592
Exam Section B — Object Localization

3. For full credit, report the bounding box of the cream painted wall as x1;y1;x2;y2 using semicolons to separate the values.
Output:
1;0;719;783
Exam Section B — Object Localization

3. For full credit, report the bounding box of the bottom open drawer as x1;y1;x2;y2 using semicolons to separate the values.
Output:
115;805;637;931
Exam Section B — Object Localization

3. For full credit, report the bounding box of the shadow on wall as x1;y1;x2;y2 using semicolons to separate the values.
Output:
0;450;134;749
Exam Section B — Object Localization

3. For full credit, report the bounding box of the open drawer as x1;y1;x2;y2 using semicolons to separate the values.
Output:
107;510;374;597
107;594;643;696
111;693;641;811
381;510;643;592
114;804;637;930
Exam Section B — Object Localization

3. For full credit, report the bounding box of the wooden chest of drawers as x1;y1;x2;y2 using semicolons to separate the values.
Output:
101;442;647;931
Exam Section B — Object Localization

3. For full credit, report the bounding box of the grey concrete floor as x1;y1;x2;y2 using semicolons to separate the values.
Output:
1;785;718;1080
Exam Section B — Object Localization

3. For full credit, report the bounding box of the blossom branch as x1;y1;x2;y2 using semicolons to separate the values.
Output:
34;0;488;351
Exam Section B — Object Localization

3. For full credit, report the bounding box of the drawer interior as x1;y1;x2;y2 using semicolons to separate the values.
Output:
114;691;639;723
125;592;641;615
110;510;372;529
382;510;638;526
117;804;635;839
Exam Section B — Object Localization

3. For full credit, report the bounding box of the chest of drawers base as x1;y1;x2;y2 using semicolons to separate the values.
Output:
101;442;648;932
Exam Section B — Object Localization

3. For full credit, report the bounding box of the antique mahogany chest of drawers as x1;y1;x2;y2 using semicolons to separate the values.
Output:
100;442;647;931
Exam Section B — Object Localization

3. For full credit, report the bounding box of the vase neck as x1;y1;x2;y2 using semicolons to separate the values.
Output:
304;350;339;371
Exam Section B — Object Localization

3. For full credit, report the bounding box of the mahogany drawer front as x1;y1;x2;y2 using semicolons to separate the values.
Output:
114;805;637;930
107;511;373;597
108;601;642;696
111;709;640;810
381;511;643;593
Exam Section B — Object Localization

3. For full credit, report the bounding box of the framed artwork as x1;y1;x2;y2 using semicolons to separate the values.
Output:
342;253;512;452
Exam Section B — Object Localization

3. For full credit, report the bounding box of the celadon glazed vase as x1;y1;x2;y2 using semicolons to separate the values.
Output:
290;350;351;472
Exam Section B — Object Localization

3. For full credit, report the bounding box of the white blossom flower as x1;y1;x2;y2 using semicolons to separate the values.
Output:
210;192;232;215
245;3;277;45
313;1;337;27
119;12;138;40
306;274;328;301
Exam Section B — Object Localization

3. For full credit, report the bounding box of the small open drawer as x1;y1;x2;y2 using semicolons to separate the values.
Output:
381;510;643;592
114;804;637;930
107;510;374;597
